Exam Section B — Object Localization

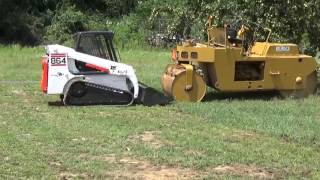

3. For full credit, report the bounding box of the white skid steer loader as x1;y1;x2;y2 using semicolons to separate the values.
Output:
41;31;170;106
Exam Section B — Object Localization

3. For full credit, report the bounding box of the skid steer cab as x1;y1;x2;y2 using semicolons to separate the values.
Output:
41;31;170;106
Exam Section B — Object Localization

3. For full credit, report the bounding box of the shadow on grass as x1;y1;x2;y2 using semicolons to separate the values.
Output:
48;101;64;106
47;91;282;106
203;91;281;102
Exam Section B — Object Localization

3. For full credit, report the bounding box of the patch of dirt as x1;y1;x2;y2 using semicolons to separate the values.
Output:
12;90;27;96
212;164;274;179
49;161;62;167
83;153;200;179
223;130;261;143
232;130;256;137
78;153;117;163
79;153;275;179
140;131;164;148
184;150;204;157
40;112;54;118
59;172;90;180
71;137;87;142
97;112;113;117
4;156;10;161
76;130;274;180
129;131;166;149
101;154;117;162
107;157;201;180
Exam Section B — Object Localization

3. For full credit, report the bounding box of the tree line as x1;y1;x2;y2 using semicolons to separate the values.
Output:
0;0;319;55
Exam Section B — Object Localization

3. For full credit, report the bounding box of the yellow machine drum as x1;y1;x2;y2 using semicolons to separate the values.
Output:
161;64;206;102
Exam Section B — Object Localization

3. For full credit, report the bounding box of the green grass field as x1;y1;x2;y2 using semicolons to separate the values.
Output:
0;45;320;179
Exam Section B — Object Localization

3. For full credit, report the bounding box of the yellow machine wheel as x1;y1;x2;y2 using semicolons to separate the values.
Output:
279;71;318;98
161;64;206;102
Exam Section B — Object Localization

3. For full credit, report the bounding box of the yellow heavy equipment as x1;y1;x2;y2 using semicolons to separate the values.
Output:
161;16;318;102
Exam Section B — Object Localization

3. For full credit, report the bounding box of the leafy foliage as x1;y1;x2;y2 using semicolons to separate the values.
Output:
44;6;88;44
0;0;45;45
143;0;320;55
0;0;319;54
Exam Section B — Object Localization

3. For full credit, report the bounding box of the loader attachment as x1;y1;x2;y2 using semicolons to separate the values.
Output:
136;82;172;106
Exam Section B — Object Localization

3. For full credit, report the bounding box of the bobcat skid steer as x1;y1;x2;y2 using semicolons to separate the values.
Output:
41;31;170;106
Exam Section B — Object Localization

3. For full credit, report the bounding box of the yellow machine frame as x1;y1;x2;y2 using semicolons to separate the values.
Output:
161;16;318;102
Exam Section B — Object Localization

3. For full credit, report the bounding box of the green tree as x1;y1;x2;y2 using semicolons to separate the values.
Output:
0;0;43;44
0;0;319;54
141;0;320;55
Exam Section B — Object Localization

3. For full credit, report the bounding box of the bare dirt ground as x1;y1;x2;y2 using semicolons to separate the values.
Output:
128;131;166;149
110;156;201;179
105;156;274;179
212;164;274;179
59;131;275;179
